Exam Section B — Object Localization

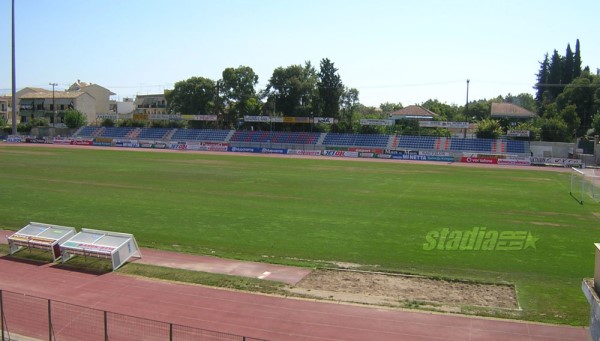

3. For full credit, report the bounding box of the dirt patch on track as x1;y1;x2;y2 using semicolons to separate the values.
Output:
289;269;518;311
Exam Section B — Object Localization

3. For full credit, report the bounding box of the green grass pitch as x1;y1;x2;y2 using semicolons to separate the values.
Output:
0;145;598;325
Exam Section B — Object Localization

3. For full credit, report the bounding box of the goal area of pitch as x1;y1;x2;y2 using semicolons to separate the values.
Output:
570;167;600;204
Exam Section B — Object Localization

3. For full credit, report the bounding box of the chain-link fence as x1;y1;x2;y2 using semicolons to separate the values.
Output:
0;290;266;341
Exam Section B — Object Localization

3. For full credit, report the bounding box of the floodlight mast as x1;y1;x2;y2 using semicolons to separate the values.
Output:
11;0;17;135
49;82;57;126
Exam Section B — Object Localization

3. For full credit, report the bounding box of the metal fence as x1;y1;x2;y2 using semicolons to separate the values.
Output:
0;290;266;341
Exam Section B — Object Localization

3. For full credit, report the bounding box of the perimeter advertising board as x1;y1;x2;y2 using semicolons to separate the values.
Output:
359;119;394;126
497;158;532;166
287;149;322;156
419;121;470;129
323;150;359;157
70;139;93;146
229;146;261;153
6;135;22;143
531;157;582;166
461;156;498;164
349;148;385;154
261;148;287;154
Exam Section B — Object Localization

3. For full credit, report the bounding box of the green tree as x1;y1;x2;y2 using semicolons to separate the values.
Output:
574;39;582;78
63;109;87;129
591;113;600;135
264;62;318;117
503;93;536;112
119;118;146;128
317;58;344;118
337;87;359;132
559;104;581;138
421;99;461;121
548;49;563;99
221;66;259;128
395;119;420;136
540;117;570;142
535;53;550;109
556;75;599;133
101;118;115;127
562;44;574;85
466;100;491;121
514;121;540;140
379;102;403;115
166;76;216;115
475;119;502;139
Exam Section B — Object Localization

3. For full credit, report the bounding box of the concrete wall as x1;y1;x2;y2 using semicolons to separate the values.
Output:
82;84;112;114
530;141;576;158
75;93;97;124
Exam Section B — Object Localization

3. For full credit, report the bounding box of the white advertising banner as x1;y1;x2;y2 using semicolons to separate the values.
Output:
419;121;470;129
360;119;394;126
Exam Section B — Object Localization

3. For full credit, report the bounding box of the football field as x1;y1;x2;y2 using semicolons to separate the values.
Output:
0;144;598;325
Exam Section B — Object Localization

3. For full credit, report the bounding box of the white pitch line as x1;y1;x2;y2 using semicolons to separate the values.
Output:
257;271;271;279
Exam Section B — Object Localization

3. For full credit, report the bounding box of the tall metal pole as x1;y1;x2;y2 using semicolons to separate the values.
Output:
464;79;470;138
11;0;17;135
465;79;470;118
49;83;57;127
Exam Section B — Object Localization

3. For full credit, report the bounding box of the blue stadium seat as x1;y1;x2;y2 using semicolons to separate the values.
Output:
229;131;320;144
396;136;437;150
322;133;389;148
100;127;134;138
506;140;528;154
75;126;99;137
138;128;171;140
170;129;231;142
448;138;494;153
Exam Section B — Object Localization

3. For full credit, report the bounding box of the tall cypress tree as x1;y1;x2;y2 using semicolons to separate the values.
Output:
548;50;563;99
574;39;582;78
535;53;550;106
563;44;574;85
317;58;344;118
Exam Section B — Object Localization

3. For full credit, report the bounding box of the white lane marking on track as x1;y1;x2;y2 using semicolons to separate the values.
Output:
258;271;271;279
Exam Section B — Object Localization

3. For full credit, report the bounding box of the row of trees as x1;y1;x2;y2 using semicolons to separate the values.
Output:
164;44;597;141
165;58;359;131
534;40;600;139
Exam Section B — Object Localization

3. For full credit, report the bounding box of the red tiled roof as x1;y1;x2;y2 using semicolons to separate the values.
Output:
389;105;438;118
490;102;536;118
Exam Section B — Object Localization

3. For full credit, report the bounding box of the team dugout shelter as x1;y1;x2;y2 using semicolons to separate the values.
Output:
8;222;76;261
60;228;141;270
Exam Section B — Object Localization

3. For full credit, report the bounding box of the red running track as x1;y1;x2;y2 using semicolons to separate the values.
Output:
0;254;588;341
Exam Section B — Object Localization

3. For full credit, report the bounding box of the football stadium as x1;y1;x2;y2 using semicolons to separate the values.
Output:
0;125;597;340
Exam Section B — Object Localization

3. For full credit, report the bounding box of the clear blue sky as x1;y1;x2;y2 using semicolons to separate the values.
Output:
1;0;598;107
